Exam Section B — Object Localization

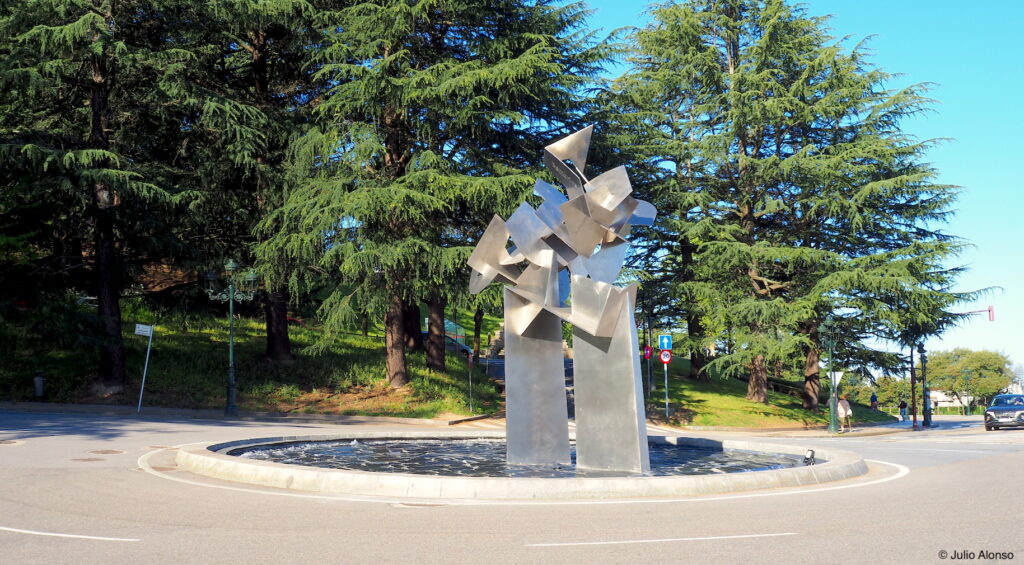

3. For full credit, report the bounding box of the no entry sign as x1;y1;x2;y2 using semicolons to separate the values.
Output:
659;349;672;364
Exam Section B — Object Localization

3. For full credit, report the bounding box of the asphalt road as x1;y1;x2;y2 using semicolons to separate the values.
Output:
1;411;1021;565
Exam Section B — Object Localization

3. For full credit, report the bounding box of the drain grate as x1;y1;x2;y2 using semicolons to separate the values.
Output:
90;449;123;455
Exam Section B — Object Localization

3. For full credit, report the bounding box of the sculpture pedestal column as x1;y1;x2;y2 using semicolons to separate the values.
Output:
572;289;650;473
503;289;571;466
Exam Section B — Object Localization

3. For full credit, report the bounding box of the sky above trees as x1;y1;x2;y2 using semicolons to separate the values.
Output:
587;0;1023;369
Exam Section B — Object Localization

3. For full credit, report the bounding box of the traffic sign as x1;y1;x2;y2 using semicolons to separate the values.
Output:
643;345;652;360
659;349;672;364
658;334;672;350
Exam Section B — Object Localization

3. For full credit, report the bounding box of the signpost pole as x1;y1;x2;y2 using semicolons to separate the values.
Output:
663;361;669;419
134;324;154;414
642;345;653;397
647;354;652;396
658;347;672;420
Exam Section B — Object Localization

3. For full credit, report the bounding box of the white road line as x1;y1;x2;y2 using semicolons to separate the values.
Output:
0;526;139;542
859;447;996;454
526;532;798;547
139;446;910;507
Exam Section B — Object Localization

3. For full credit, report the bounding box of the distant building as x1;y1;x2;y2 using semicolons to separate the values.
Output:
928;389;970;408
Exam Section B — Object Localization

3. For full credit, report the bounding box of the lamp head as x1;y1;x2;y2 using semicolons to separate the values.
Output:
202;270;218;291
224;259;238;274
241;272;260;292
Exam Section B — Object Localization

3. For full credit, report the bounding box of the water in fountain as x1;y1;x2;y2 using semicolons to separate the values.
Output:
229;439;803;478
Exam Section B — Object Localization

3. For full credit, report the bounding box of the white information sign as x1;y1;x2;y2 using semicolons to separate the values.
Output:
134;324;153;337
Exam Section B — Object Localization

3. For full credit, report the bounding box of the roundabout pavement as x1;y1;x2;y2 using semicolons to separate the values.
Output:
1;408;1021;564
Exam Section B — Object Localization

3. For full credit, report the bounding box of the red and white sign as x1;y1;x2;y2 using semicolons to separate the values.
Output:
659;349;672;364
643;345;653;359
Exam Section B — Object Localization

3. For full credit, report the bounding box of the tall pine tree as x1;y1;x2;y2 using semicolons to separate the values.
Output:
606;0;967;405
264;0;607;386
0;0;180;389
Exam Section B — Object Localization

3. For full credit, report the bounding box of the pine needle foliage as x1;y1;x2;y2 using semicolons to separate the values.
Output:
0;0;186;386
605;0;970;405
263;0;609;386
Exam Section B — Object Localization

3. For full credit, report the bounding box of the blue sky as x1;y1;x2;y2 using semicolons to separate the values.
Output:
584;0;1024;371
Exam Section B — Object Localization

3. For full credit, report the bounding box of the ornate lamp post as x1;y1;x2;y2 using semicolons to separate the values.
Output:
819;316;839;434
919;343;931;427
203;259;259;416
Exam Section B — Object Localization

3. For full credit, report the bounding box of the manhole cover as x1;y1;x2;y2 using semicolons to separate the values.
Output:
90;449;123;455
71;458;104;462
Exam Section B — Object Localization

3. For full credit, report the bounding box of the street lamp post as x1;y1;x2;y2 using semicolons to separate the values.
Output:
919;343;931;427
204;259;259;416
819;316;839;434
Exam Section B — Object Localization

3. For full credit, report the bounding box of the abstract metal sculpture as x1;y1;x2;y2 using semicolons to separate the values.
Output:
467;126;657;473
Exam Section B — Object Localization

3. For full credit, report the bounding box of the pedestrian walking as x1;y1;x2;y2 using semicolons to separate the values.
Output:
899;399;908;422
838;395;853;432
870;391;878;410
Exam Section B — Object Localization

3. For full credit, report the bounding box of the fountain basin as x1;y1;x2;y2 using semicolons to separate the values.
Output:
175;430;868;500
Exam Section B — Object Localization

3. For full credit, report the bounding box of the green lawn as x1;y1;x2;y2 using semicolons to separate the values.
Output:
2;299;501;418
3;298;896;428
647;357;897;428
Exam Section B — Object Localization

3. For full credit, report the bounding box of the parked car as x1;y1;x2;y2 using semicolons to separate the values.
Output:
984;394;1024;431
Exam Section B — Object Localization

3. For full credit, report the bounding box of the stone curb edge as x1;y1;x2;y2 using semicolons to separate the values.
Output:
175;431;868;501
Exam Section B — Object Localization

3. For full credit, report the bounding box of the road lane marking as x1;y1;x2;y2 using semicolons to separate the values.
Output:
0;526;139;542
140;446;910;507
526;532;798;547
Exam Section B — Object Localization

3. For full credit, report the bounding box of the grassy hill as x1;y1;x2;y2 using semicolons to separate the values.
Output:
2;299;501;418
649;357;896;428
3;299;895;427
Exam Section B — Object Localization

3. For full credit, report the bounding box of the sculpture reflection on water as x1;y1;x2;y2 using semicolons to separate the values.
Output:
467;126;657;474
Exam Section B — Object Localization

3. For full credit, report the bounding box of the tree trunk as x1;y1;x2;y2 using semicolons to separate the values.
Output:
263;287;294;361
249;29;295;365
426;292;447;372
384;295;408;387
472;306;484;363
361;310;369;337
90;10;125;388
403;299;424;351
686;311;707;380
746;354;768;403
94;208;125;388
803;346;821;411
802;322;822;411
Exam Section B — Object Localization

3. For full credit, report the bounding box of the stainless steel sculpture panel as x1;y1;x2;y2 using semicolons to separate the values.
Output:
503;292;571;467
572;288;650;473
468;126;656;473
